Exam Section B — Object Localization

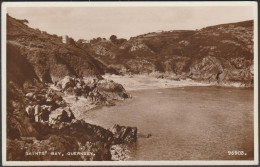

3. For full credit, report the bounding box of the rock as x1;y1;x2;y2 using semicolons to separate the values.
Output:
146;133;152;138
95;79;129;101
40;105;52;122
66;87;75;95
34;105;40;122
7;139;26;160
46;97;53;103
110;124;137;143
34;105;40;115
57;76;76;90
56;119;114;143
8;115;39;139
26;105;34;120
76;82;82;89
57;76;87;96
110;144;130;161
49;107;75;124
25;92;34;98
78;141;112;161
7;134;113;161
7;135;81;161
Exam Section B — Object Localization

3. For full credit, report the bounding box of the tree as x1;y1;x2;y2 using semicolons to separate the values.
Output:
96;37;102;42
76;39;85;47
67;37;76;45
20;19;29;24
110;35;117;42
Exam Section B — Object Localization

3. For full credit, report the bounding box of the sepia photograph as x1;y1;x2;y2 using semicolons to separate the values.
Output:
1;1;258;166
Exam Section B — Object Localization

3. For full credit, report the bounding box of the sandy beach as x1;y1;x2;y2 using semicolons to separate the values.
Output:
103;74;212;91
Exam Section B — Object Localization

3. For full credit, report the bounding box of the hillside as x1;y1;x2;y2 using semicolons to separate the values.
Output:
7;15;119;83
87;20;254;87
6;15;133;161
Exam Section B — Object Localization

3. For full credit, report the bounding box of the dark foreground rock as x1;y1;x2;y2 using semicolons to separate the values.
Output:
7;74;134;161
7;77;135;161
7;135;112;161
7;118;115;161
7;118;137;161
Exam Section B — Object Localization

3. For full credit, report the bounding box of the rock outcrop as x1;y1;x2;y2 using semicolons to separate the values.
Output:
57;76;129;104
189;56;253;87
48;107;75;124
7;74;132;161
110;124;137;143
7;112;137;161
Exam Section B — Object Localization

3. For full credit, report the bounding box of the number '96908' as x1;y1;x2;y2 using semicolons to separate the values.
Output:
228;151;247;156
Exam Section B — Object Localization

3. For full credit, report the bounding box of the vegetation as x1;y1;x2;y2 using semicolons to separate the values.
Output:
110;35;117;42
87;20;254;87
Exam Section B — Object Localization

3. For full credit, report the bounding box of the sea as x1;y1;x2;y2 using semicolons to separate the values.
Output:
83;86;254;160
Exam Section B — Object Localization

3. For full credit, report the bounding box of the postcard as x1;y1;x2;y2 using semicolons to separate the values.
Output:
1;1;258;166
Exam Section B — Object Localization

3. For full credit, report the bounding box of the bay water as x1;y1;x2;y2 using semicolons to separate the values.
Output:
83;86;254;160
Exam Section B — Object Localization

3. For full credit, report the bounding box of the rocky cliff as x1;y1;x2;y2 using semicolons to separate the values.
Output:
6;15;134;161
87;20;254;87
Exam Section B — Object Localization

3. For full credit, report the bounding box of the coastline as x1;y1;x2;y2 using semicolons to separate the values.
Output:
59;74;213;119
50;74;253;121
102;74;250;92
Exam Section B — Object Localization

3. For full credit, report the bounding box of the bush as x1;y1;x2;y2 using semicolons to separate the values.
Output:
110;35;117;42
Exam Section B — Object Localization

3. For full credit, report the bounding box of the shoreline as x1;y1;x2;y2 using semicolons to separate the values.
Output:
103;74;212;91
103;74;251;91
49;75;253;120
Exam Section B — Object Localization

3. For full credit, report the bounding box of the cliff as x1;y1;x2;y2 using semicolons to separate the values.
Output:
88;20;254;87
6;15;133;161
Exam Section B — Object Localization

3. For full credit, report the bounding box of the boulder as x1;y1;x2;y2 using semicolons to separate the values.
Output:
95;79;129;100
49;107;75;124
57;76;76;90
110;124;137;143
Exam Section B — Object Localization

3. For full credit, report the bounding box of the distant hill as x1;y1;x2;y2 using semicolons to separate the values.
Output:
87;20;254;87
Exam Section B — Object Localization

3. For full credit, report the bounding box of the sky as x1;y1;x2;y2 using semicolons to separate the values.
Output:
7;6;254;40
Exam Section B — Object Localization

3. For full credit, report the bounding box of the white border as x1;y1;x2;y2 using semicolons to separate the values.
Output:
1;1;258;166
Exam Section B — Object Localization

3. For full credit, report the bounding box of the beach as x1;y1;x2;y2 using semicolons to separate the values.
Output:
103;74;212;91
